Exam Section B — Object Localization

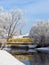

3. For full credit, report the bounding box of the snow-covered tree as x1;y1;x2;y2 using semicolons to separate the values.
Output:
29;20;49;45
0;8;26;39
29;20;49;65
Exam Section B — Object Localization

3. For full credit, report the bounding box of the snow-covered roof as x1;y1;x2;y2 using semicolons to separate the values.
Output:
0;50;25;65
13;33;29;38
4;33;29;38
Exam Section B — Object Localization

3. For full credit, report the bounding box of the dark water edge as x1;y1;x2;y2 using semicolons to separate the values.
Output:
22;60;30;65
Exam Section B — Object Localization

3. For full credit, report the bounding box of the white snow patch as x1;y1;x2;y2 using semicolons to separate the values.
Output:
0;50;25;65
13;33;29;38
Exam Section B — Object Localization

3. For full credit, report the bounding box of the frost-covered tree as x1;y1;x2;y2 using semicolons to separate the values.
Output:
0;8;27;49
0;8;26;39
29;20;49;65
29;20;49;45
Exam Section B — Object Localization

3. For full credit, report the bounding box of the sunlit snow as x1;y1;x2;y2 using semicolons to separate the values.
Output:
0;50;25;65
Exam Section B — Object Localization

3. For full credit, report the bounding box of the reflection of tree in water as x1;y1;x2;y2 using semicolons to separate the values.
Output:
29;53;49;65
29;21;49;65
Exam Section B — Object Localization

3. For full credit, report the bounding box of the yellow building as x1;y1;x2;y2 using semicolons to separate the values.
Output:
6;37;34;60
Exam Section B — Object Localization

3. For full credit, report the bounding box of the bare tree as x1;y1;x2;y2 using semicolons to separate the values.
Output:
29;20;49;65
0;8;26;39
7;9;24;38
0;8;26;49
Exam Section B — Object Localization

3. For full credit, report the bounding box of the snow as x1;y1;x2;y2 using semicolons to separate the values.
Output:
13;33;29;38
4;33;29;38
0;50;25;65
36;47;49;53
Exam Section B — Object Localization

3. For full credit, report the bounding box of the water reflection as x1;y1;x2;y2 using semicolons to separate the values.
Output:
22;60;30;65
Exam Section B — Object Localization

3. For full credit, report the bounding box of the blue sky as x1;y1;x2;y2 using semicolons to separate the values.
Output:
0;0;49;34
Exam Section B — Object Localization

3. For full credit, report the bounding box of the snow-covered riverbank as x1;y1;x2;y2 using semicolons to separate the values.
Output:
0;50;25;65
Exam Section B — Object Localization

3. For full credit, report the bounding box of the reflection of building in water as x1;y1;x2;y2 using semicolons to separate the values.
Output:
3;34;34;61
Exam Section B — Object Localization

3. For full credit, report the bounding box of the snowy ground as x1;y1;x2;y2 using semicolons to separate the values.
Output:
0;50;25;65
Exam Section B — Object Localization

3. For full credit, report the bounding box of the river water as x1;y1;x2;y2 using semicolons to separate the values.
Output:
22;60;30;65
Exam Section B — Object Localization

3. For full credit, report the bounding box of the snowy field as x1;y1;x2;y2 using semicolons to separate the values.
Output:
0;50;25;65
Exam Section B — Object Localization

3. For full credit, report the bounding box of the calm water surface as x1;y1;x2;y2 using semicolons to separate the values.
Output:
22;60;30;65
